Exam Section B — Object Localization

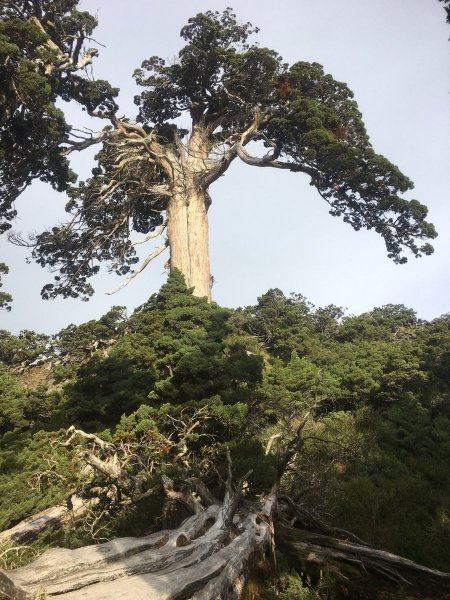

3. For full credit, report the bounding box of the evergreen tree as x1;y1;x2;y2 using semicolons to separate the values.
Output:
1;5;436;301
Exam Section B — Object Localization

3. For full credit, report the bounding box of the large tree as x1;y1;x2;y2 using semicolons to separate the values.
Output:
0;4;437;301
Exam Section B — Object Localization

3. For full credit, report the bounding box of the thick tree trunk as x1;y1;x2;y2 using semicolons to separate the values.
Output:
165;125;213;301
167;186;211;302
3;495;275;600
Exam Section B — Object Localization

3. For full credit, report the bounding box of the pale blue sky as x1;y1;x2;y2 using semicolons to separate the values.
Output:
1;0;449;333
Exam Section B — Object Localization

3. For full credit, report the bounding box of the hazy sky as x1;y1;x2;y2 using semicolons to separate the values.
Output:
1;0;449;334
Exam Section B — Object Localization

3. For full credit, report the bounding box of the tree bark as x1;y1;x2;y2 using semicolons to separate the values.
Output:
165;125;212;301
3;495;275;600
167;186;211;302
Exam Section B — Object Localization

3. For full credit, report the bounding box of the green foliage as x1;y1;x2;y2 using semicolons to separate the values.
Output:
7;7;435;298
440;0;450;26
0;0;118;238
0;329;50;366
0;365;28;435
0;262;12;310
238;288;450;570
229;439;278;493
328;399;450;571
0;362;65;437
134;9;436;264
0;276;449;587
59;272;262;431
243;557;338;600
0;428;70;531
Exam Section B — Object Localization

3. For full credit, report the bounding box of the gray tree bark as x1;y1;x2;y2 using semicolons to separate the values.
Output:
2;494;450;600
3;494;275;600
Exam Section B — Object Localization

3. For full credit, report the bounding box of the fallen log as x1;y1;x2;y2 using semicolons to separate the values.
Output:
2;494;450;600
3;493;275;600
2;424;449;600
275;521;450;597
0;497;86;545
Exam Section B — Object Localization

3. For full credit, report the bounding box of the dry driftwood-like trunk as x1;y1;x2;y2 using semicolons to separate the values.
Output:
2;490;276;600
2;492;450;600
2;428;450;600
275;522;450;597
0;497;86;546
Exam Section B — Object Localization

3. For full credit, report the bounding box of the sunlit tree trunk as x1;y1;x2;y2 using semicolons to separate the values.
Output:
166;126;212;301
166;186;211;301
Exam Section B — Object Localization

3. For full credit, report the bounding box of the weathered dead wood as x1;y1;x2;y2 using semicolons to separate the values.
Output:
0;571;31;600
275;521;450;597
63;427;158;505
4;492;276;600
0;497;86;545
161;475;204;514
2;492;450;600
3;425;449;600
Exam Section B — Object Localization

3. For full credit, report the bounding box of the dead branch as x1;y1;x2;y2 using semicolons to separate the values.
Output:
64;426;115;452
220;448;253;529
275;520;450;597
265;433;282;456
106;240;169;295
161;475;204;514
277;411;311;479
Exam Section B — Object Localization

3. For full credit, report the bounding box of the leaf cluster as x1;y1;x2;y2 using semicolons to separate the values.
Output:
0;0;118;233
0;262;12;310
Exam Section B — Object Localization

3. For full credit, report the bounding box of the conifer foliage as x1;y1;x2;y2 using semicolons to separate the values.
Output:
0;275;449;597
1;4;437;300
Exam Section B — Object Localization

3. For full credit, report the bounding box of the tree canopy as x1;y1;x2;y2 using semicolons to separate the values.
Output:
0;276;449;597
0;4;437;301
